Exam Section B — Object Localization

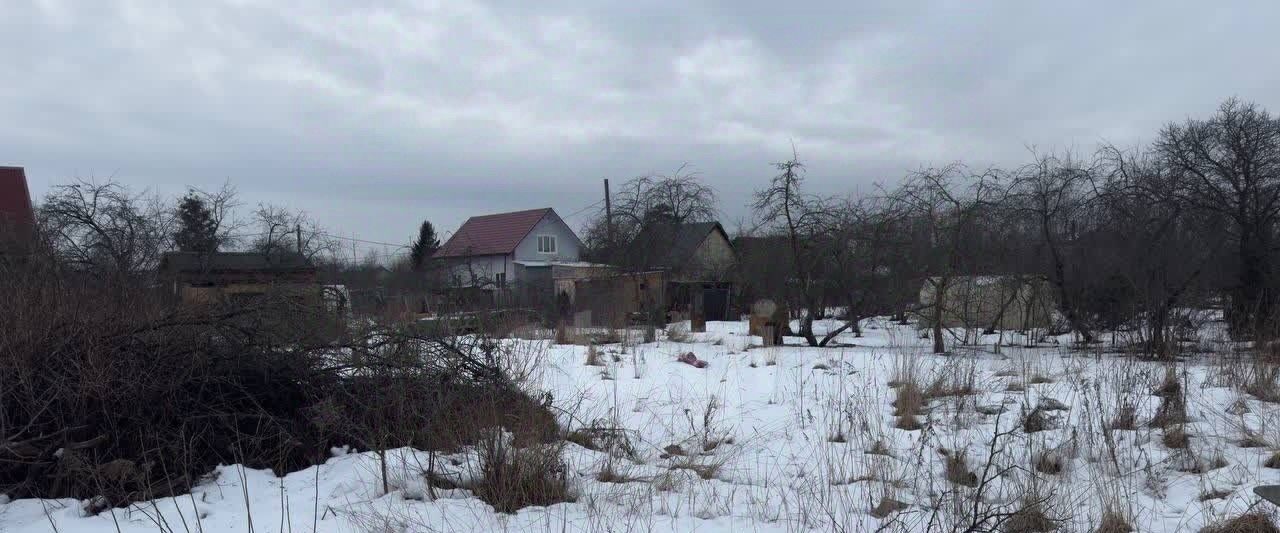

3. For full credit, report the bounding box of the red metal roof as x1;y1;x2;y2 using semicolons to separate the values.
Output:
0;166;36;232
434;208;553;258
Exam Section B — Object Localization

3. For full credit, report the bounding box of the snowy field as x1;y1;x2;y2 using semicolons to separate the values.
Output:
3;318;1278;532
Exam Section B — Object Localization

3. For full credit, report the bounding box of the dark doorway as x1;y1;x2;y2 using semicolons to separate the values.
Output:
703;286;730;321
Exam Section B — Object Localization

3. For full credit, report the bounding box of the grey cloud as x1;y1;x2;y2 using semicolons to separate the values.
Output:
3;0;1278;256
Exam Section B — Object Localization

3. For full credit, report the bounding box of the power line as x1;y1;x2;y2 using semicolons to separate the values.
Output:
314;231;410;249
562;199;605;221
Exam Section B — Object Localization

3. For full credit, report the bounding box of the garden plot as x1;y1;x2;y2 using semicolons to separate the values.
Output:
3;318;1278;532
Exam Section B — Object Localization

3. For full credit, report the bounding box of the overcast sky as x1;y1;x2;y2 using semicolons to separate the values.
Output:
4;1;1279;259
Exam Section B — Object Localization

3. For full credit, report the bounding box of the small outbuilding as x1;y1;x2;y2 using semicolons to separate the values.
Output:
159;251;319;306
917;275;1057;331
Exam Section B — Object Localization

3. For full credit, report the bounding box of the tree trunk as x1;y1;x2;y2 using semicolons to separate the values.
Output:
1148;306;1168;359
1041;215;1094;343
931;279;947;354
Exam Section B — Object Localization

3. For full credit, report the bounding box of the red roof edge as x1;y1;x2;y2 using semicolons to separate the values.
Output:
0;166;36;231
433;208;555;258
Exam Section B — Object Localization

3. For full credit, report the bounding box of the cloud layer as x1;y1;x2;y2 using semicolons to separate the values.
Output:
4;0;1278;253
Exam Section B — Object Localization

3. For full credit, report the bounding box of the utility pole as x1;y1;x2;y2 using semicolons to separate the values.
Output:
604;178;613;247
295;224;302;254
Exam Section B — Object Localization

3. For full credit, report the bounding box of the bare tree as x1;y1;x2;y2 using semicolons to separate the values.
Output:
189;182;244;250
588;165;719;262
611;165;718;227
1098;144;1221;357
38;179;173;279
894;164;1009;354
818;197;900;343
250;204;340;261
1155;97;1280;335
1008;151;1099;343
752;156;834;346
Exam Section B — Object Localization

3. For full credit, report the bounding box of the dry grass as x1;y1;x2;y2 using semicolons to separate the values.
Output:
927;357;978;398
1096;510;1134;533
1004;499;1057;532
472;435;575;513
1198;488;1233;501
1028;374;1054;385
892;362;928;431
669;457;723;481
1239;431;1269;448
1266;450;1280;468
895;415;924;431
1110;405;1138;430
1035;451;1065;475
1175;450;1228;473
595;461;643;484
1245;358;1280;403
942;449;978;487
1150;368;1189;429
585;344;605;366
554;321;569;345
1199;512;1279;533
866;440;893;457
870;495;908;519
1163;425;1191;449
1023;407;1052;434
893;381;926;417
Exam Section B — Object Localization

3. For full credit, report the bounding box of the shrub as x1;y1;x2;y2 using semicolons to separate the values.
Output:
0;254;557;507
472;432;574;513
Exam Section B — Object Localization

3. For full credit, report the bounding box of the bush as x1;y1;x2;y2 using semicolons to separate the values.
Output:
472;432;575;513
0;254;556;506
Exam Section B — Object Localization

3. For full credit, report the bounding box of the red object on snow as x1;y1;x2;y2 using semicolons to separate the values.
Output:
678;352;708;368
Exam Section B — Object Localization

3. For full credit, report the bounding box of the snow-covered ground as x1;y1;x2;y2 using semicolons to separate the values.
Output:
3;318;1277;532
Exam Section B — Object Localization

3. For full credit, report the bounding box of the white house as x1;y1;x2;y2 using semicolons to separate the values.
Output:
433;208;583;289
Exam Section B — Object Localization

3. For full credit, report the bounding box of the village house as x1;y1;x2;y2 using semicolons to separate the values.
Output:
571;221;737;326
433;208;592;309
158;251;320;306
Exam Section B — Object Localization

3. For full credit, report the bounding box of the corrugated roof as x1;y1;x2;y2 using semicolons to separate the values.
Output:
159;252;314;273
0;166;36;230
434;208;553;258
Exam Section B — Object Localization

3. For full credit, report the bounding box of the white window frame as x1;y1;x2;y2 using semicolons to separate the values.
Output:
537;235;557;254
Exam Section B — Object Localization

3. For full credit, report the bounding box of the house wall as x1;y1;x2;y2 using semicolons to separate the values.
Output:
444;254;511;287
512;214;581;264
572;271;666;327
682;230;735;281
917;276;1056;330
178;282;321;307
